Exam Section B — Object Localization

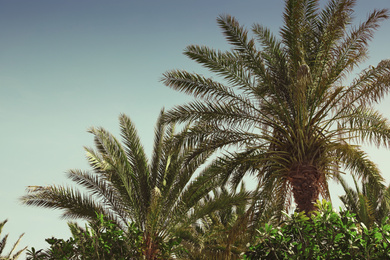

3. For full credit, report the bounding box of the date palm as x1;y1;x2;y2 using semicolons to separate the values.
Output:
162;0;390;214
21;110;250;259
339;174;390;229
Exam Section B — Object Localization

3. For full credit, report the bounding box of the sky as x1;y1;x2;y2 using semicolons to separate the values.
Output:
1;0;390;256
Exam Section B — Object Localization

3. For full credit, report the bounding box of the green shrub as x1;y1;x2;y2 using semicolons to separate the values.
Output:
244;200;390;259
27;214;143;260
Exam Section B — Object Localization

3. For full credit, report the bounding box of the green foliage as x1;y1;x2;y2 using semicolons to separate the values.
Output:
19;0;390;258
339;174;390;229
244;200;390;259
175;186;252;259
162;0;390;216
21;110;252;259
0;219;27;260
26;214;143;260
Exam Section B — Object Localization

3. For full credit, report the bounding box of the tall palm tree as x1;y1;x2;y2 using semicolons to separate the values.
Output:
21;110;251;259
162;0;390;214
339;174;390;229
0;219;27;260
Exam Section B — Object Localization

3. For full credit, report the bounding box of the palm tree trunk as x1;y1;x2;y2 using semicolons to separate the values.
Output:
143;233;158;260
289;162;322;214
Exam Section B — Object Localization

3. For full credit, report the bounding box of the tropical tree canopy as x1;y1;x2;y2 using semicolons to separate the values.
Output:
162;0;390;215
21;110;251;259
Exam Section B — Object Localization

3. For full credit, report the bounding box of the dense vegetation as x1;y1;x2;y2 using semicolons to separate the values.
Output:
20;111;251;259
245;200;390;259
5;0;390;259
26;214;143;260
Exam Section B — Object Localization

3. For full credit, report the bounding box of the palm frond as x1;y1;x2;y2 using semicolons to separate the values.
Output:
339;173;390;228
150;109;166;189
119;113;149;179
66;169;130;227
88;126;137;192
162;99;264;130
328;8;389;83
0;220;27;260
184;45;256;91
252;23;289;94
341;59;390;108
343;107;390;147
5;233;27;260
217;15;267;78
335;142;384;186
310;0;355;84
281;0;311;70
118;113;152;223
21;185;111;221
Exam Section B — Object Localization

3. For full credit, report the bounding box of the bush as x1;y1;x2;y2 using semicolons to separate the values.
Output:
244;200;390;259
27;214;143;260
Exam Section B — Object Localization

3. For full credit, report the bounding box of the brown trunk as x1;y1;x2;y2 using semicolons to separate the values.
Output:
143;232;159;260
289;162;321;214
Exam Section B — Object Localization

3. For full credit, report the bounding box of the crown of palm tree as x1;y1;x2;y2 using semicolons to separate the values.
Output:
21;110;251;258
162;0;390;215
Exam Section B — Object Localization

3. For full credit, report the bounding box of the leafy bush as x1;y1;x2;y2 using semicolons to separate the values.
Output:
244;200;390;259
27;214;143;260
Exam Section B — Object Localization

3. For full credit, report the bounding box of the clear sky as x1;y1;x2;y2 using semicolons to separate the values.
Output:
1;0;389;255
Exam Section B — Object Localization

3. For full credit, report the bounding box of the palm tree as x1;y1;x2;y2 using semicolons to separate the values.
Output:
339;174;390;229
162;0;390;215
176;185;252;260
0;219;27;260
21;110;251;259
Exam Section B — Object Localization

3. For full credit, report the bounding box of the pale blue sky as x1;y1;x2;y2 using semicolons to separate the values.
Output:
1;0;389;254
